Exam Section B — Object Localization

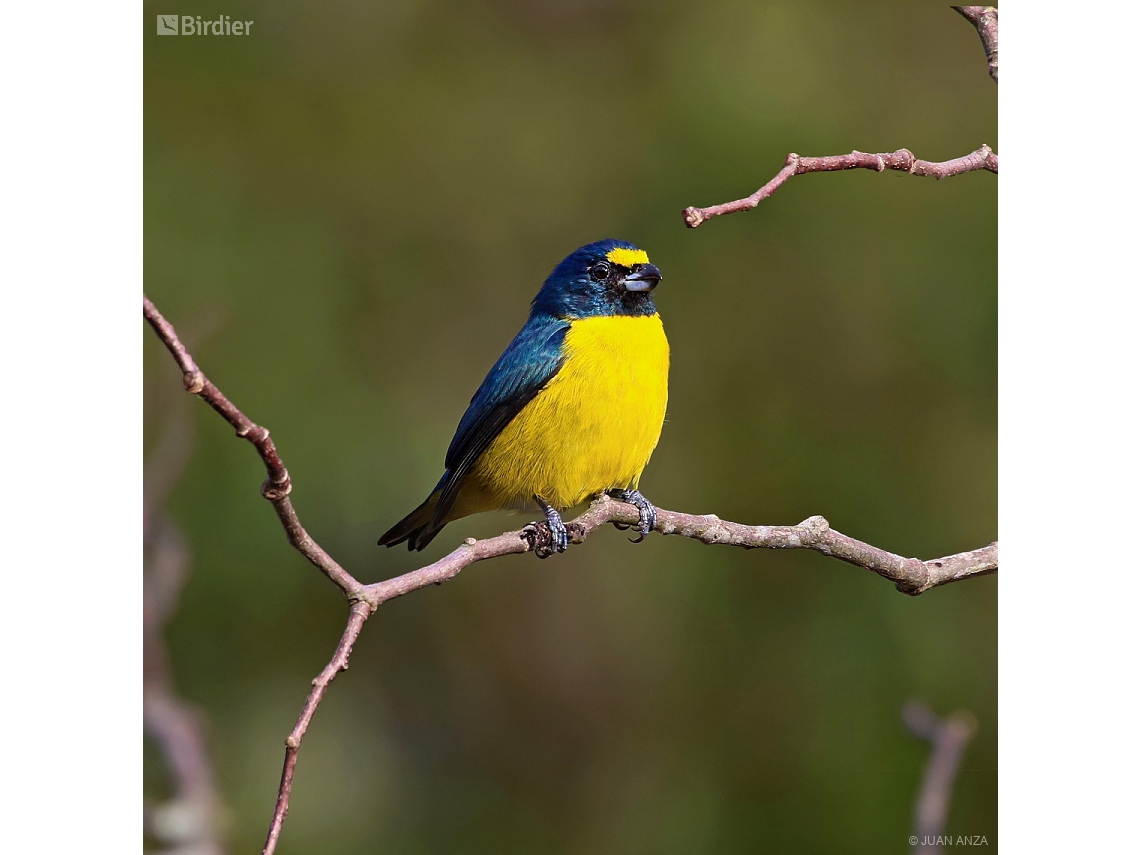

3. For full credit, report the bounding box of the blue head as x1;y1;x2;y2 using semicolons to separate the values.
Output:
531;239;663;320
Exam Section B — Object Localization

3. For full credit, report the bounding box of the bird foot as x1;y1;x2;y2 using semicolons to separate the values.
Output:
609;490;657;543
526;498;569;559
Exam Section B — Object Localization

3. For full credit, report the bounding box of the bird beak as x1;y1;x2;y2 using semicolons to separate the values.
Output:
623;263;662;292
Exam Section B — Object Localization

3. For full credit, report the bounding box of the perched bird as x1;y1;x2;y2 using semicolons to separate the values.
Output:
379;239;669;554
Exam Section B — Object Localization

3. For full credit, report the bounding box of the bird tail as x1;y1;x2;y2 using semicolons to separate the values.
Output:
377;490;448;551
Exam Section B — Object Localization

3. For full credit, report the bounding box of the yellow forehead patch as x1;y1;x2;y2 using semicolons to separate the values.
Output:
606;247;649;267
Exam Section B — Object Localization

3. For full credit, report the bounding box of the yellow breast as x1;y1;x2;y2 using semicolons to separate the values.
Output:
469;313;670;511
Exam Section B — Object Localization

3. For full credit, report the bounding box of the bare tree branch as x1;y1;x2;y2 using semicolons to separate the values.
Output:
682;146;998;228
143;295;997;853
144;296;365;601
682;9;998;228
261;601;371;855
903;701;980;854
363;498;996;604
953;6;998;83
144;399;225;855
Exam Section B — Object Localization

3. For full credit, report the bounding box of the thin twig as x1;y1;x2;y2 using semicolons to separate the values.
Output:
144;295;998;854
144;296;365;600
903;701;979;854
682;9;998;228
144;398;225;855
262;602;371;855
682;146;998;228
953;6;998;83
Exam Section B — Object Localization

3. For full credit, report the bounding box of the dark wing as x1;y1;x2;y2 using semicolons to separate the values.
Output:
431;314;569;527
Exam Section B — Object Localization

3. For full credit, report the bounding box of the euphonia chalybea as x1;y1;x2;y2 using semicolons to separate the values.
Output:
378;239;668;554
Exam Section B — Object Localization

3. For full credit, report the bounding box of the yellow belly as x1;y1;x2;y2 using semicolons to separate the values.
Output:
466;313;669;511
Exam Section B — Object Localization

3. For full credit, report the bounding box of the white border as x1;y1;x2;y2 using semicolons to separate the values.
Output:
2;1;1136;849
1001;1;1139;851
0;3;141;848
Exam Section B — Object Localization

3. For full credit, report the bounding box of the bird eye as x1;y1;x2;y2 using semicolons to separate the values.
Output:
591;262;611;282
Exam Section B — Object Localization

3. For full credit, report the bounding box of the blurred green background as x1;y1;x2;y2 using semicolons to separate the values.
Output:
144;1;996;852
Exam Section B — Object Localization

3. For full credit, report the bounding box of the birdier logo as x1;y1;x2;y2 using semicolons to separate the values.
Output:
156;14;254;35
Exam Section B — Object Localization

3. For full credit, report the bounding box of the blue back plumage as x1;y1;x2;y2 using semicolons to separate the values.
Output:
444;313;569;477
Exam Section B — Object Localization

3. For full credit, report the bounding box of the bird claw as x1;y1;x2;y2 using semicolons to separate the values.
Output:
528;498;569;559
523;522;552;559
611;490;657;543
